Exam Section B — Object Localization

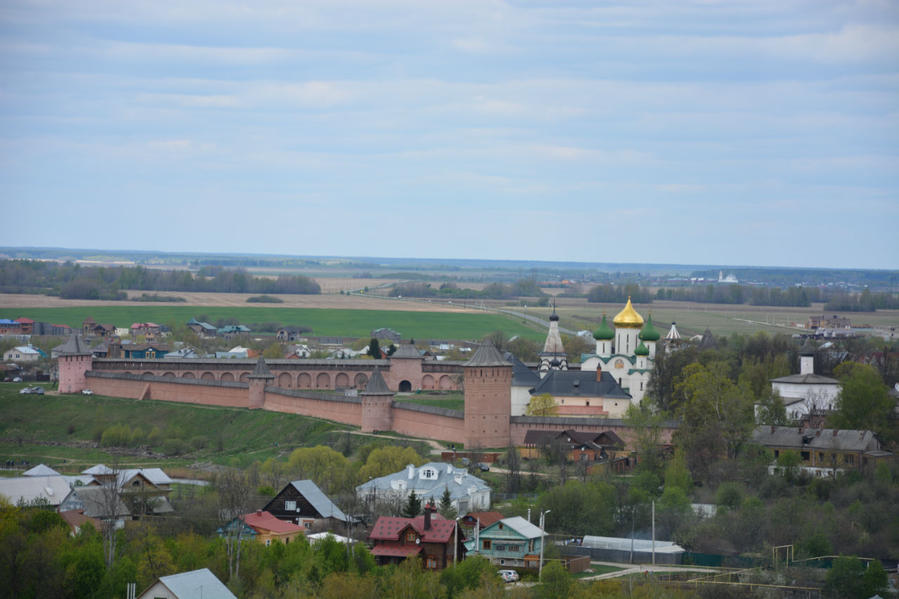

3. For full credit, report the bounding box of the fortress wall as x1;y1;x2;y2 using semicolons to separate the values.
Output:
85;372;249;408
391;403;465;444
263;388;362;427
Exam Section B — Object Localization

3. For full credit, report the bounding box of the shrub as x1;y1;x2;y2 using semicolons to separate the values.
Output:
190;435;208;450
162;438;189;456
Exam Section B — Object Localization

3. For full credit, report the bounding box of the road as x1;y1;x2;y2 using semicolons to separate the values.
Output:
581;561;718;581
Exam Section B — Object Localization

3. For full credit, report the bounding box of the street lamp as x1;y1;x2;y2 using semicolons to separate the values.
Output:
538;509;551;580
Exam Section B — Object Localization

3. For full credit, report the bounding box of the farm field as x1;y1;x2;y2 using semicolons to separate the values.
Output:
512;299;899;338
0;303;545;341
0;383;344;471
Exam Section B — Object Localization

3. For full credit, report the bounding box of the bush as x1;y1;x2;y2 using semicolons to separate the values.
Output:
100;424;131;447
190;435;208;450
715;482;744;511
246;295;284;303
162;438;189;456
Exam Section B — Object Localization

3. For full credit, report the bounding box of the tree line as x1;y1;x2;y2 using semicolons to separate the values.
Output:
390;279;546;300
0;260;320;299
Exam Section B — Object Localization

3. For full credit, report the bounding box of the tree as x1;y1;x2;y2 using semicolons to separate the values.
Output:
262;342;284;359
216;469;252;581
526;394;558;417
438;487;456;520
357;446;423;483
830;362;893;437
402;491;422;518
288;445;352;495
367;338;381;359
537;561;571;599
825;556;866;599
755;390;789;425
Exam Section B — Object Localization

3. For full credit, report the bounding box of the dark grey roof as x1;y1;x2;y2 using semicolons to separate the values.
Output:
249;356;274;378
464;343;510;367
288;480;351;522
751;426;884;453
531;370;631;399
391;344;422;359
770;373;839;385
362;368;393;395
799;340;817;356
56;335;92;356
504;352;540;386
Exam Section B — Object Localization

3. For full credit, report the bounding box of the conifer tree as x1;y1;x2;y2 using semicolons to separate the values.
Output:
438;486;456;519
402;490;422;517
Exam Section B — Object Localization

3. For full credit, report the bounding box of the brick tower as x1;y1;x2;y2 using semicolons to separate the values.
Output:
247;356;274;409
463;343;512;449
360;368;394;433
57;335;93;394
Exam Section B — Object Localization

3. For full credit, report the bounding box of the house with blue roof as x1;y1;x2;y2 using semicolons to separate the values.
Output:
466;516;544;569
137;568;236;599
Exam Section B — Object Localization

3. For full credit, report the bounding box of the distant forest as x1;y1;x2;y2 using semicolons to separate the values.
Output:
581;282;899;311
0;260;320;300
390;279;548;302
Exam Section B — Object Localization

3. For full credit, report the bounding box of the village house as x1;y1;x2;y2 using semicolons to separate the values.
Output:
3;345;45;363
82;317;116;338
468;516;544;569
129;322;162;340
459;511;504;534
0;475;71;508
368;503;464;569
769;342;840;421
356;463;491;514
121;343;170;359
186;317;218;338
752;426;893;476
520;429;625;462
263;480;353;530
217;324;251;339
237;510;305;546
276;326;308;342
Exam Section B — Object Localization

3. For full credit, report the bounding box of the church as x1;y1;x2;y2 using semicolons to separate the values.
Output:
514;298;657;419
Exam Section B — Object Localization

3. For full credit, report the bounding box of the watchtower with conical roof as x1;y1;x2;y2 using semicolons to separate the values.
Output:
361;368;394;433
248;356;274;409
57;335;93;394
463;343;511;449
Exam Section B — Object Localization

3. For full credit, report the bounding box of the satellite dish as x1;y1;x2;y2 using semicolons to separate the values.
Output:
415;538;421;545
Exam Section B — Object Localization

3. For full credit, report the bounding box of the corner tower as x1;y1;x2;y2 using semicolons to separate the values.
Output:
463;343;511;449
57;335;93;394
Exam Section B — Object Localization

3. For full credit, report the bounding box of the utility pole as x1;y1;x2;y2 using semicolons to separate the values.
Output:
453;518;458;566
538;510;551;581
651;500;656;566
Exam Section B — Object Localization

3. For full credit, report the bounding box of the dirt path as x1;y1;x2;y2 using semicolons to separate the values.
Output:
582;561;719;580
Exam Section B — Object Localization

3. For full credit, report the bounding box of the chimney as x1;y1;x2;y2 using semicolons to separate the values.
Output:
256;509;262;516
815;429;821;437
424;502;436;530
407;464;415;480
596;364;602;382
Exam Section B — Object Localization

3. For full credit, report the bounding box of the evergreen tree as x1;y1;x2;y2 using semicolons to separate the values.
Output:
402;490;422;517
367;338;381;359
438;486;456;519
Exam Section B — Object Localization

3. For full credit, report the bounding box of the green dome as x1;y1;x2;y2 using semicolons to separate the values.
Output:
638;315;661;342
635;341;650;356
593;315;614;340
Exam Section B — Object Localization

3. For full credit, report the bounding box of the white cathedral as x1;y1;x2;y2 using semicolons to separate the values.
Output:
581;297;658;404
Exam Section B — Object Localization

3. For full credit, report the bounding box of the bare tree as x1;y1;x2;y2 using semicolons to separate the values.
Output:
216;469;253;581
98;461;124;569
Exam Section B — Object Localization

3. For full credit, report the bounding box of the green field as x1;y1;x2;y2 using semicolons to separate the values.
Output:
395;394;465;412
0;383;348;471
0;305;544;341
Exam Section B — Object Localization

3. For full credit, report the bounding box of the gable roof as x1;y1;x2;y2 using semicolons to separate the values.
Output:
362;368;393;395
62;486;131;518
751;426;883;453
370;514;456;543
481;516;544;540
286;480;351;522
244;510;304;534
522;429;625;449
145;569;237;599
530;370;631;399
23;464;61;477
462;511;505;528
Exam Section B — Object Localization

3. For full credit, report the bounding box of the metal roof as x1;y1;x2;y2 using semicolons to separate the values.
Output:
463;343;509;367
356;462;490;503
391;344;422;359
362;368;393;395
504;352;540;387
55;335;92;356
481;516;544;540
23;464;61;477
530;370;631;399
770;373;839;385
288;480;351;522
0;476;71;506
752;426;882;452
149;569;237;599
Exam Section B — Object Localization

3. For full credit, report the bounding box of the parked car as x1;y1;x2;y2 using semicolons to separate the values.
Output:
81;389;94;395
18;386;32;394
477;462;490;472
460;457;471;466
12;377;22;383
498;570;519;583
32;386;44;395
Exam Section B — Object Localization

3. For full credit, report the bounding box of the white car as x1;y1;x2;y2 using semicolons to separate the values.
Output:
498;570;519;583
81;389;94;395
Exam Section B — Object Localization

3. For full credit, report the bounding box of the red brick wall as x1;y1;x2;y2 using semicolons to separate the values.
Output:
361;395;393;432
87;376;249;408
263;389;361;427
391;406;464;443
387;358;423;391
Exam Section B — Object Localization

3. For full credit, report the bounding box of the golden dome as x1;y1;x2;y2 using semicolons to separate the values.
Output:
613;297;644;328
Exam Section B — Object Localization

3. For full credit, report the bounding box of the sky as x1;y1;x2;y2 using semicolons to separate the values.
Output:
0;0;897;269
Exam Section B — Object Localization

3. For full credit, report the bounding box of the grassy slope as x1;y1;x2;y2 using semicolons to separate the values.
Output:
0;305;544;341
0;384;345;471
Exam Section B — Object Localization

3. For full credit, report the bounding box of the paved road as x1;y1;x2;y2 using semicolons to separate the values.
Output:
582;561;718;581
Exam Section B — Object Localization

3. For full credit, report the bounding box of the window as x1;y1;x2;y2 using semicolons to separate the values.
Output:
426;556;437;569
585;401;590;406
406;530;417;543
800;451;810;461
482;540;491;550
846;454;854;465
285;500;296;511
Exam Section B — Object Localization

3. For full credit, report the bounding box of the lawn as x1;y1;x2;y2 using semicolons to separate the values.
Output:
0;305;545;341
0;383;347;471
394;393;465;412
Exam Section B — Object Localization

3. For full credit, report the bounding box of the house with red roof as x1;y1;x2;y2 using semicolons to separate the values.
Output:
368;503;465;569
459;511;504;533
242;510;305;546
